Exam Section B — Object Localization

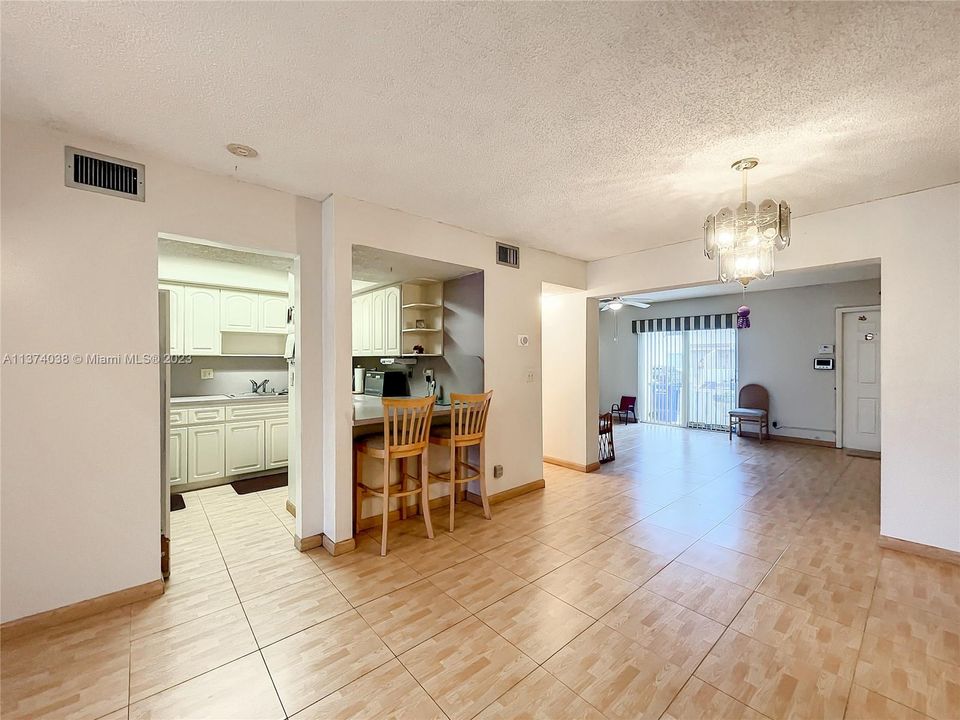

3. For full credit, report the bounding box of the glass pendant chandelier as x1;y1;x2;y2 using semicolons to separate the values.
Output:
703;158;791;286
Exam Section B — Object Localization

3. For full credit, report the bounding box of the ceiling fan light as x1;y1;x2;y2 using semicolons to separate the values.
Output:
607;300;624;311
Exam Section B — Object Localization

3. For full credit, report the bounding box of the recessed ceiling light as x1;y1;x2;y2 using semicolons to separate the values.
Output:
226;143;258;158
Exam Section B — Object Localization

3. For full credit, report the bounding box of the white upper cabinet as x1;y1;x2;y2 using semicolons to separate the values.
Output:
352;285;403;357
220;290;259;332
358;293;373;354
258;293;288;333
352;296;362;355
160;283;185;356
184;286;221;355
371;290;386;355
384;286;401;356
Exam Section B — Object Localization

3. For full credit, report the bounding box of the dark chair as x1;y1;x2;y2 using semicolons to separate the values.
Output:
611;396;637;424
729;384;770;442
598;412;615;463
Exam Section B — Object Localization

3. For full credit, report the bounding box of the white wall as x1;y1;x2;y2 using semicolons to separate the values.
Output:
599;279;882;442
321;195;586;543
0;119;324;622
157;254;290;292
587;185;960;552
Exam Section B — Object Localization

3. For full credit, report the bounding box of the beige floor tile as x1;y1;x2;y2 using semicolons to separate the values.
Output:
722;508;804;542
579;537;671;585
544;622;688;720
776;543;878;593
474;667;605;720
130;569;239;639
289;658;445;720
844;684;934;720
243;574;352;646
854;632;960;720
0;608;131;720
875;553;960;623
662;676;766;720
530;516;610;556
400;617;536;720
614;521;697;558
262;609;393;716
643;500;731;537
428;555;527;612
325;552;422;605
388;532;477;576
218;526;296;567
477;584;593;663
703;522;789;562
306;533;383;572
696;628;852;720
678;541;773;589
866;595;960;666
535;559;638;618
730;593;862;678
601;588;724;672
444;515;525;553
644;562;753;624
483;535;573;581
128;652;284;720
228;546;323;602
169;539;228;582
357;579;470;654
129;605;257;702
758;565;871;630
574;506;640;536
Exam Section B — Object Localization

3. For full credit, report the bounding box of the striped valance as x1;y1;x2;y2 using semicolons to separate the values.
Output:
632;313;736;333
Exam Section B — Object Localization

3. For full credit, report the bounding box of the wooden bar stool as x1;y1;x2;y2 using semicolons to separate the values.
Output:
355;396;436;556
428;391;493;531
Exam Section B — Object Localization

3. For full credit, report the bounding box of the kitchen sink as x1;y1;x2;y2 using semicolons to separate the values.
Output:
226;392;280;398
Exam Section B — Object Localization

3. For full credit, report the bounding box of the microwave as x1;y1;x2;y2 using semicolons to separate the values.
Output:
364;370;409;397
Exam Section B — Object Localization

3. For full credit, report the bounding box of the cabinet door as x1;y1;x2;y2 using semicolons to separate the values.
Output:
358;293;373;355
225;421;265;476
159;283;185;356
184;286;221;355
383;285;401;356
259;294;288;333
371;289;386;355
169;427;188;485
187;424;225;482
220;290;259;332
264;418;289;469
352;296;362;354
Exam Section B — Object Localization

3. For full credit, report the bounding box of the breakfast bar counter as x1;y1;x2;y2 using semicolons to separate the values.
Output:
352;394;451;429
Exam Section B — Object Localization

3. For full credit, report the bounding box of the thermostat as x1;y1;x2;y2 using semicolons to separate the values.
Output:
814;358;834;371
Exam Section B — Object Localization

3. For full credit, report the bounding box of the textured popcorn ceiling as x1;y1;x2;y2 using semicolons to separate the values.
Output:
2;2;957;261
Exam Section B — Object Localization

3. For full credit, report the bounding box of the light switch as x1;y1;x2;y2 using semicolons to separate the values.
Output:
200;368;214;380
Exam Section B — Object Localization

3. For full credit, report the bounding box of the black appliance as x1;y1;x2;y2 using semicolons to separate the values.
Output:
364;370;409;397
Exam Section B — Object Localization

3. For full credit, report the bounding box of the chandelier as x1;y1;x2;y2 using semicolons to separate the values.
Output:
703;158;791;286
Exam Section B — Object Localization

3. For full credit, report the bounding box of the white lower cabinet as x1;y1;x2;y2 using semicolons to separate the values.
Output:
169;427;187;485
187;424;226;483
264;418;289;470
225;421;265;476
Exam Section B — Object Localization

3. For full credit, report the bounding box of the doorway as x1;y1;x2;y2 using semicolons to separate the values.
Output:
836;306;881;453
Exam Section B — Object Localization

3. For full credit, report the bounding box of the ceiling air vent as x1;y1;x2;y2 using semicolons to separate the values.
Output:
64;146;145;201
496;242;520;269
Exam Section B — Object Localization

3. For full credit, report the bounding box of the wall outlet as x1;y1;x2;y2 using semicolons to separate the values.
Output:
200;368;214;380
493;464;504;479
525;368;535;383
772;420;780;429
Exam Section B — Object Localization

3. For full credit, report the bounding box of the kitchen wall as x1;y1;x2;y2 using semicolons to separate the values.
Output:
171;356;289;397
598;278;881;442
352;271;484;398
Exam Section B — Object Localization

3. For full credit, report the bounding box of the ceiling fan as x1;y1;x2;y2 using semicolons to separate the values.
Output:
599;296;651;312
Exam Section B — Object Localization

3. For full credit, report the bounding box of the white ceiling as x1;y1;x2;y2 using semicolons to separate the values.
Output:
3;3;957;261
352;245;479;286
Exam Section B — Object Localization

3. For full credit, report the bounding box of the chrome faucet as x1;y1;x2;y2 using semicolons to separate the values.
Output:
249;379;270;394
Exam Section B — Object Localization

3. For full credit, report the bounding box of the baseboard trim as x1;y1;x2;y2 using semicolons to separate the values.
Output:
467;478;546;506
845;448;881;459
879;535;960;566
735;432;836;448
1;578;164;641
285;498;297;517
543;457;601;473
321;535;357;556
294;533;324;551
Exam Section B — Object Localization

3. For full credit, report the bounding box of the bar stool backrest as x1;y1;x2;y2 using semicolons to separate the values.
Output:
449;391;493;445
382;396;436;457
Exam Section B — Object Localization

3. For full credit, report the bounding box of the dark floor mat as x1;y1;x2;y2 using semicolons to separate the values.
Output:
170;493;186;512
231;473;288;495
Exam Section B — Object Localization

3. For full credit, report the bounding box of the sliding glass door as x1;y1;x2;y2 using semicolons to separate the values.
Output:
638;324;737;430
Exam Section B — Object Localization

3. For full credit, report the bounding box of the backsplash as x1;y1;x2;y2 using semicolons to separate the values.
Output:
171;356;289;397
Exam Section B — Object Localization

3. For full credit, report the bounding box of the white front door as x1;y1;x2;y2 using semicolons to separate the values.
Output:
842;310;881;451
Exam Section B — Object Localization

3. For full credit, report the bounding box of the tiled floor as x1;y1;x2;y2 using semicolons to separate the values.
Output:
3;424;960;719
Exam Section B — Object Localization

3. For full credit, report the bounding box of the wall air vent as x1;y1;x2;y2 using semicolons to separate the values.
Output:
496;242;520;269
64;146;145;201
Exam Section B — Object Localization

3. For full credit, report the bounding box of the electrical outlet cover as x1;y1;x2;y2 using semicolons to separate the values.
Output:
200;368;214;380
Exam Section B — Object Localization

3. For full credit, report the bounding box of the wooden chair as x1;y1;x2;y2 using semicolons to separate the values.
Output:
428;391;493;532
598;412;615;463
355;396;435;556
611;395;637;424
729;384;770;442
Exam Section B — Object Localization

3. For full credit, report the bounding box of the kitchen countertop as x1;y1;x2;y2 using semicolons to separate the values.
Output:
353;394;451;427
171;393;289;407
